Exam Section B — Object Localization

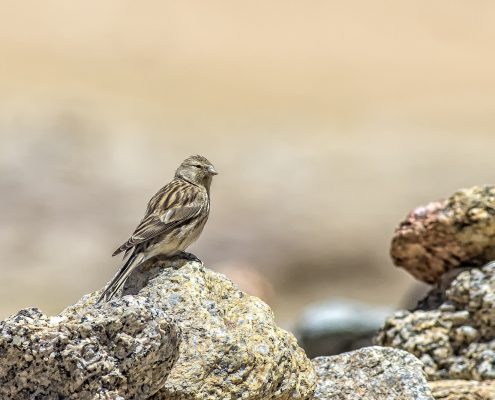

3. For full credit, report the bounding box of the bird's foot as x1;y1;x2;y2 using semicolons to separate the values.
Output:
177;251;203;265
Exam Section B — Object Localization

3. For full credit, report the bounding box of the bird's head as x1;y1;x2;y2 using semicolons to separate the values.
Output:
175;155;218;187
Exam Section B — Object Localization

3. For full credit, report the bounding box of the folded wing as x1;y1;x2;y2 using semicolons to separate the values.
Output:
113;180;204;256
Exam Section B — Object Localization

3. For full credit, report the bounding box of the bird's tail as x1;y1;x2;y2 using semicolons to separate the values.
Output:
97;252;145;303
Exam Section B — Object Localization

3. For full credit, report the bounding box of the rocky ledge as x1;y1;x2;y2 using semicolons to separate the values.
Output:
0;258;315;400
0;255;439;400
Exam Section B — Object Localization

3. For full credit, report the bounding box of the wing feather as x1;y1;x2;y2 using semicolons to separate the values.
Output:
113;179;205;256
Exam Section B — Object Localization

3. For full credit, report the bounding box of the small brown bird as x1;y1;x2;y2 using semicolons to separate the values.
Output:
98;155;217;302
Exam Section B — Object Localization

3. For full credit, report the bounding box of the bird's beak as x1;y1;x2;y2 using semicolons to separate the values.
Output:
208;166;218;175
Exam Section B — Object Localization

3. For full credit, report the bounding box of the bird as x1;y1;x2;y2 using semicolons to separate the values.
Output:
97;155;217;303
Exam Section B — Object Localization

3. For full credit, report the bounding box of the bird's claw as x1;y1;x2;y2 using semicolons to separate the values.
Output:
178;251;203;265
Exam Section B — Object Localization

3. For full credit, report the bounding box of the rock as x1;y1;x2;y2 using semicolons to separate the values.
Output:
0;258;316;399
295;298;393;357
312;346;434;400
429;380;495;400
0;298;180;399
390;185;495;283
125;258;315;399
375;261;495;381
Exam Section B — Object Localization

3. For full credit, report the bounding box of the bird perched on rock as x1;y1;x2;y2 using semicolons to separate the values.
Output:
98;155;217;303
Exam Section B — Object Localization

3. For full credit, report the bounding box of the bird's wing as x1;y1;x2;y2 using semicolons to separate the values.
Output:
113;180;205;256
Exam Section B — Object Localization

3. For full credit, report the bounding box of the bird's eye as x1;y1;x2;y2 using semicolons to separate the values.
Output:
193;164;201;168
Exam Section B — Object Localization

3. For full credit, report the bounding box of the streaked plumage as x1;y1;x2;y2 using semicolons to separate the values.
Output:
98;155;217;303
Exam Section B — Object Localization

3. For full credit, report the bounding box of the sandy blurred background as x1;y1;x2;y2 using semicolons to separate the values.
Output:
1;1;494;325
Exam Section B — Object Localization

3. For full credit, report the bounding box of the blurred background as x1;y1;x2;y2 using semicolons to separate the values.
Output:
1;1;494;354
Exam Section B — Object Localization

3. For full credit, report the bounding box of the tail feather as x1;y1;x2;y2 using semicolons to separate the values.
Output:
97;252;145;303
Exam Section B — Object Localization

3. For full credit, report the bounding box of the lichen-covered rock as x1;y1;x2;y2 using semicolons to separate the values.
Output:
429;380;495;400
0;298;179;400
122;258;316;400
0;258;315;400
391;185;495;283
312;346;433;400
375;261;495;381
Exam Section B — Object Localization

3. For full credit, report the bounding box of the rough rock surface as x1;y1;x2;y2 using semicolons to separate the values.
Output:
391;185;495;283
124;258;315;399
0;258;316;400
375;261;495;381
0;298;179;399
312;346;433;400
429;380;495;400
